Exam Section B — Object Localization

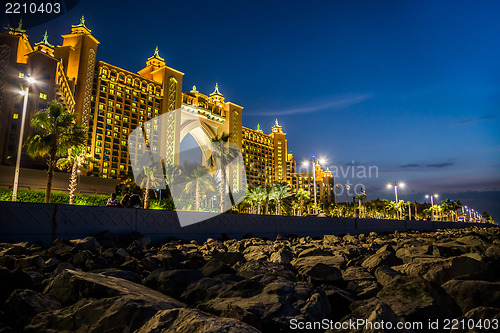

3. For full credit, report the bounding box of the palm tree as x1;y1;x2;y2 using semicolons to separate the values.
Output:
271;182;292;215
246;187;261;214
208;132;237;213
139;165;163;209
441;198;461;221
184;167;215;211
296;188;309;216
57;145;96;204
386;201;397;219
25;102;86;203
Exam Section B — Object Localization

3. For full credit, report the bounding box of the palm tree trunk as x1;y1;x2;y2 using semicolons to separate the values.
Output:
144;179;150;209
220;169;225;213
45;149;57;203
68;162;78;205
195;181;200;211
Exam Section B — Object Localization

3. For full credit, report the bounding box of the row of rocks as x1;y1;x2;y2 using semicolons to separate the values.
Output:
0;226;499;332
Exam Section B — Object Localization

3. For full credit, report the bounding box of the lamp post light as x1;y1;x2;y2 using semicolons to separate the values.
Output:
387;181;404;203
12;76;36;202
425;194;438;221
302;156;326;215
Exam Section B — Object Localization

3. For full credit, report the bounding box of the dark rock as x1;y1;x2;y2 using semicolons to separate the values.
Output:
362;245;402;273
25;296;172;333
237;260;297;282
199;277;331;331
397;254;487;285
441;279;500;313
45;269;185;308
201;258;235;277
213;251;245;266
269;249;294;265
298;247;332;257
91;268;142;283
93;230;119;248
297;262;342;285
119;231;145;247
70;237;100;252
3;289;61;329
0;267;33;302
374;265;404;287
136;307;260;333
463;306;500;320
144;269;204;298
52;262;75;276
321;285;355;321
342;266;375;281
47;239;74;257
181;274;243;305
351;275;461;321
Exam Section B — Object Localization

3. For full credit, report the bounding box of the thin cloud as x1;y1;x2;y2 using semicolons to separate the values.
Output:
247;94;373;116
459;115;496;125
426;162;454;168
400;163;421;168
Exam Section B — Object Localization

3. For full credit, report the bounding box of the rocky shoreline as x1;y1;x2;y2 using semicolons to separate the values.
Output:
0;226;499;332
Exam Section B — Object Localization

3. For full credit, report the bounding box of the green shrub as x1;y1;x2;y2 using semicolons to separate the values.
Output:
149;198;175;210
0;189;175;210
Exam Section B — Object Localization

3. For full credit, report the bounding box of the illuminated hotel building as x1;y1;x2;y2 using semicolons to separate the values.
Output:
290;164;336;206
242;120;287;188
0;17;335;202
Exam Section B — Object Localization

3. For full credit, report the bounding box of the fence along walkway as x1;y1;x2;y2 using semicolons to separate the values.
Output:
0;201;493;245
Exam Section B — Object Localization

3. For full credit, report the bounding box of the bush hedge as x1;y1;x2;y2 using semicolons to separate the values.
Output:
0;189;175;210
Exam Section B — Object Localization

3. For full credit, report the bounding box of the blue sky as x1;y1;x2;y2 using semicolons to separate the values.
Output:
7;0;499;219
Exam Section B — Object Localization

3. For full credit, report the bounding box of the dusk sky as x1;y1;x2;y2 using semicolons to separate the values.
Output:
5;0;499;219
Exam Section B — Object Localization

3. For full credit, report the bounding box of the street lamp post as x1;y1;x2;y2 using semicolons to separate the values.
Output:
387;181;404;219
12;76;36;201
387;181;404;203
425;194;438;221
302;156;326;215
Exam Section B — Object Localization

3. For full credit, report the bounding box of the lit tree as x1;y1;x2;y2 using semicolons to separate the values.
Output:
184;167;215;211
139;165;163;209
270;182;293;215
296;188;310;216
25;102;86;203
208;132;236;213
57;145;96;204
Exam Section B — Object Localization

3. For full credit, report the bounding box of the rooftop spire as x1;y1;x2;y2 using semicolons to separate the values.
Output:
210;82;222;96
71;15;91;32
257;123;261;131
275;118;279;126
148;46;165;62
35;30;54;48
10;19;26;33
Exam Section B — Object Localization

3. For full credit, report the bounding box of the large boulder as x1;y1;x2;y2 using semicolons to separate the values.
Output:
201;258;236;277
70;237;100;252
181;274;244;305
136;308;261;333
441;279;500;313
351;275;461;321
269;249;294;264
45;269;185;309
237;261;297;282
3;289;62;329
143;269;204;298
396;254;486;285
199;277;331;331
361;245;402;273
24;296;165;333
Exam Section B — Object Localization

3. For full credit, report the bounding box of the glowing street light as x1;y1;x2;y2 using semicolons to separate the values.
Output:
387;181;404;203
425;194;438;221
12;75;36;201
302;155;326;215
